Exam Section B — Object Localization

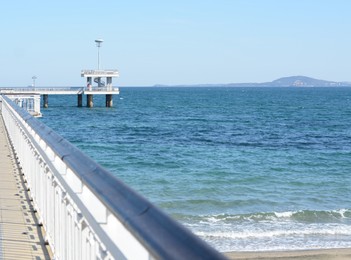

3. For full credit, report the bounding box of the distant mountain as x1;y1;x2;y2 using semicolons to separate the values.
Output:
263;76;350;87
226;76;351;87
154;76;351;87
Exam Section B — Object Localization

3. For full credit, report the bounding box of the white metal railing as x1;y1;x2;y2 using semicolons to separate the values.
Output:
81;70;119;77
5;94;42;117
0;95;225;260
0;87;85;95
85;87;120;92
0;87;118;94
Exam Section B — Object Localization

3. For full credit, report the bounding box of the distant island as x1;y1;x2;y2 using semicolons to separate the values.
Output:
154;76;351;87
258;76;351;87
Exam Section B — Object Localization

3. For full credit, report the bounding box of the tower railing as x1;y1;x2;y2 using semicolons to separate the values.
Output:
0;95;225;260
84;87;119;92
81;70;119;77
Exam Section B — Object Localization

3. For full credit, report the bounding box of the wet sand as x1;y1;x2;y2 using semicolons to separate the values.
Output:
224;248;351;260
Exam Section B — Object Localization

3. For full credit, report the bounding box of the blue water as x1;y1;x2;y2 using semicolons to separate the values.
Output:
40;87;351;252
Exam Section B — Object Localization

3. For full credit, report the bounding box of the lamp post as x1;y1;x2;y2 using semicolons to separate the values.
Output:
32;76;37;88
95;39;103;70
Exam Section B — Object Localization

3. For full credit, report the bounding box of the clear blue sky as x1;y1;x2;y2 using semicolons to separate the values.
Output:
1;0;350;87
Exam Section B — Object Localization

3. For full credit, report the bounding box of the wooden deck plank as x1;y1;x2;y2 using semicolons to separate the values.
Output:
0;113;51;260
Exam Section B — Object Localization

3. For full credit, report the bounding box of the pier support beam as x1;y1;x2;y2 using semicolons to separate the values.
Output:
87;94;94;108
43;95;49;108
77;94;83;107
87;77;92;90
106;94;113;107
106;77;112;91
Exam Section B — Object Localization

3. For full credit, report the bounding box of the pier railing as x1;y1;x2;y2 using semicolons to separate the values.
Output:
0;87;84;94
0;95;225;260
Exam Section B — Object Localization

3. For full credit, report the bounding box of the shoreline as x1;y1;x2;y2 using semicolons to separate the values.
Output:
224;248;351;260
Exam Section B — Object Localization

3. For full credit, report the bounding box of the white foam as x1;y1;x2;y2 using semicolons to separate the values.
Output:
193;224;351;252
196;224;351;239
274;211;295;218
337;208;350;218
198;208;351;224
186;209;351;252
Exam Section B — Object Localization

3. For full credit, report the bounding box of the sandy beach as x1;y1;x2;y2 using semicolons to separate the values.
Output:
224;248;351;260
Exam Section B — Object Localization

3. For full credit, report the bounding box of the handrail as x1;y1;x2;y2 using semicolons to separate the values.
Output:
81;69;119;76
84;87;119;92
0;95;225;260
0;87;84;93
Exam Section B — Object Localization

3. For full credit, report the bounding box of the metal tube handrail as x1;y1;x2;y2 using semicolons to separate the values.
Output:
0;87;85;94
1;95;225;260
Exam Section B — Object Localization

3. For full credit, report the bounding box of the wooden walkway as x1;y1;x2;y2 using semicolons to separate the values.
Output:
0;111;51;259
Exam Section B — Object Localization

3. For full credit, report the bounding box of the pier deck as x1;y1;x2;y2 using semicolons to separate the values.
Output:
0;109;51;259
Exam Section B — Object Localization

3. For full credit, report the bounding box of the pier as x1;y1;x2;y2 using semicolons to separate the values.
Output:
0;95;226;259
0;71;120;117
1;38;120;114
0;74;120;110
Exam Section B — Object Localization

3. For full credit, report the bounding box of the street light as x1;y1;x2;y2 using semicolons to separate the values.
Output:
32;76;37;88
95;39;104;70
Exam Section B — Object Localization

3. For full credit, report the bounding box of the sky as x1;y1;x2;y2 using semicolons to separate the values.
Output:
1;0;350;87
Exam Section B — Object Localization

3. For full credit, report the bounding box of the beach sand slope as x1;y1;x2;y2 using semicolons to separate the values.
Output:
224;248;351;260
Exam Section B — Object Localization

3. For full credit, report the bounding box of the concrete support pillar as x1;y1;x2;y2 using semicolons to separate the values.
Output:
87;77;92;91
106;94;113;107
43;94;49;108
106;77;112;91
77;94;83;107
87;94;94;108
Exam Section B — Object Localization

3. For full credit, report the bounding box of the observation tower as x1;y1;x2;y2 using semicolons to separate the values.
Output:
81;39;119;107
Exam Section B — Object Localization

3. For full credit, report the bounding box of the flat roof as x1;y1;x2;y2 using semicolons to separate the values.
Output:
81;70;119;77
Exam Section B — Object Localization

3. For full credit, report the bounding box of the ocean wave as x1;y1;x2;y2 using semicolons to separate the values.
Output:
271;209;351;223
175;208;351;224
193;222;351;252
195;225;351;240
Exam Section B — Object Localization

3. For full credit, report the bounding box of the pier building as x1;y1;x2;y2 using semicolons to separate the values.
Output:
81;69;119;108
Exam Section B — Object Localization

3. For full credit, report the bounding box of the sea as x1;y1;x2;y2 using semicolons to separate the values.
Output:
39;87;351;253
